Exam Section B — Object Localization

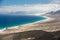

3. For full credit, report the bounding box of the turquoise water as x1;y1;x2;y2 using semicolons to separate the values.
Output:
0;14;46;30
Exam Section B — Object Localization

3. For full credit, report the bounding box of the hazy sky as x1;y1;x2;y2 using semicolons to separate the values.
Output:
0;0;60;15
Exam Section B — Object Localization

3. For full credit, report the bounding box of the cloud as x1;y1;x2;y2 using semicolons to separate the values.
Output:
50;0;60;4
0;4;60;15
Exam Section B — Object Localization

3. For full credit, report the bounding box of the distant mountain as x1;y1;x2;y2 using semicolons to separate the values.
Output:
47;10;60;14
54;10;60;14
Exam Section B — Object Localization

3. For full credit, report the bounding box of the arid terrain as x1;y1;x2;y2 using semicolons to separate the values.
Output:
0;10;60;40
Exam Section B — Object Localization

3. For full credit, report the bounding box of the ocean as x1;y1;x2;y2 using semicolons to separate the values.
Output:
0;14;46;30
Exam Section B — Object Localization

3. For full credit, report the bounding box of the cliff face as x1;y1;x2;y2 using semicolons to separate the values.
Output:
0;30;60;40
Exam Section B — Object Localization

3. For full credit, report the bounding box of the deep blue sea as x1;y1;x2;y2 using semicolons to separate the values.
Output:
0;14;46;30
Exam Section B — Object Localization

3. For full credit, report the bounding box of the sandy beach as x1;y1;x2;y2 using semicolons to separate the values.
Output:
0;12;60;40
0;15;55;34
0;0;60;40
0;11;60;35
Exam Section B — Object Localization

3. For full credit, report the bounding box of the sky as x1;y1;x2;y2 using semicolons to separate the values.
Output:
1;0;52;5
0;0;60;15
0;0;60;5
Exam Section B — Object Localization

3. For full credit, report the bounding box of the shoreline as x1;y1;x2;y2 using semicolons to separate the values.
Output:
0;16;54;32
18;16;54;27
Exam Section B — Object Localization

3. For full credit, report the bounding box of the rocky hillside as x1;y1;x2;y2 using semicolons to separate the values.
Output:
0;30;60;40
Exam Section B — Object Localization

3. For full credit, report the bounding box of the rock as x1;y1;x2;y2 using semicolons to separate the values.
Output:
1;30;60;40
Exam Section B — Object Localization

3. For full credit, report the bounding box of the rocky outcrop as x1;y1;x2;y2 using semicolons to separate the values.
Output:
0;30;60;40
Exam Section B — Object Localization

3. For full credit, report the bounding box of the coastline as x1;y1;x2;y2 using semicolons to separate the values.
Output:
18;16;54;27
0;16;54;34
